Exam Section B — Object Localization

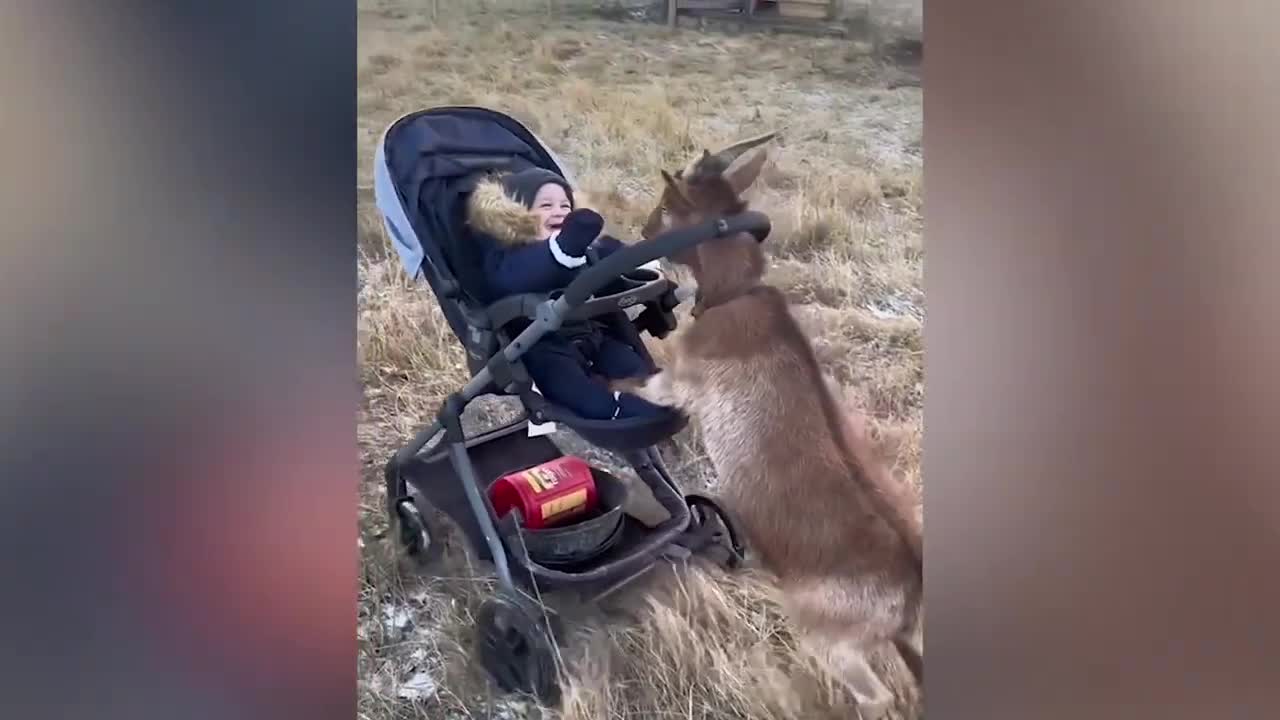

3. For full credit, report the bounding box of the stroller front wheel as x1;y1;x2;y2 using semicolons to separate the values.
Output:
393;498;441;566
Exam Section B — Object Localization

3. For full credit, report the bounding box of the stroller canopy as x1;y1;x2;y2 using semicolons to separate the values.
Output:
373;106;574;300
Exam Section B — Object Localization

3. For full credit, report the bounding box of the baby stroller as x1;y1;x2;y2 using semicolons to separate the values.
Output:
373;106;771;704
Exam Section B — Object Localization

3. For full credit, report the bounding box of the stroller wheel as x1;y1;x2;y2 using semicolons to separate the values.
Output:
475;593;561;706
685;493;747;570
393;498;441;566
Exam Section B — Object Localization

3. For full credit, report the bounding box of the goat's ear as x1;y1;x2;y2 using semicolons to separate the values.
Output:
712;130;779;164
723;146;769;196
660;170;693;213
682;149;715;179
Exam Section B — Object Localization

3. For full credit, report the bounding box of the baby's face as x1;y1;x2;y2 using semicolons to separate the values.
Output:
531;183;572;240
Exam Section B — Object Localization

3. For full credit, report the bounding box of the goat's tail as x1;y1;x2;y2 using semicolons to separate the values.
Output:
829;386;924;572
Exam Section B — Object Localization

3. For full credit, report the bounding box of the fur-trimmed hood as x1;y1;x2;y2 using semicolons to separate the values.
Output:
465;176;545;247
466;174;598;248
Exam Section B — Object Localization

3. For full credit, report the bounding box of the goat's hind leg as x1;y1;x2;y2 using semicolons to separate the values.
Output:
785;579;900;715
804;634;895;717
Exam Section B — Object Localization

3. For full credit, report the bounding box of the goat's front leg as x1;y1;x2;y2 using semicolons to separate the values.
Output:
610;369;684;410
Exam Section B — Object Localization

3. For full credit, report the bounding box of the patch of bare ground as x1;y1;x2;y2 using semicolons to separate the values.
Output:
358;2;922;718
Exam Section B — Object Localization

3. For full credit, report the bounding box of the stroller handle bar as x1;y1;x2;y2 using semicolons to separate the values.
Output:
559;210;772;309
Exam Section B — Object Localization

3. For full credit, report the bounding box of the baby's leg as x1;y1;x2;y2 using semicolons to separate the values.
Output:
522;338;622;421
588;336;678;418
591;335;651;380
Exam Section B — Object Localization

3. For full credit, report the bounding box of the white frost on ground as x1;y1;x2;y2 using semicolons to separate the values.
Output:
381;603;415;636
373;599;453;703
487;698;536;719
397;664;439;701
865;292;924;321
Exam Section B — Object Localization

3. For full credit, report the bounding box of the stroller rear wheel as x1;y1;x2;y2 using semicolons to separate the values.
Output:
685;493;747;569
475;593;562;706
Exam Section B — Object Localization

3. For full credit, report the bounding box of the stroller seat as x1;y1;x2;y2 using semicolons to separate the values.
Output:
374;106;688;452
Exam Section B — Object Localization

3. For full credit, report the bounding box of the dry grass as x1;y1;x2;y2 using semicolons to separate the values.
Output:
358;1;922;718
558;564;921;720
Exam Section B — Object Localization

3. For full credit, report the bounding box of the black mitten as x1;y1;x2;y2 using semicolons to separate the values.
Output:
554;208;604;257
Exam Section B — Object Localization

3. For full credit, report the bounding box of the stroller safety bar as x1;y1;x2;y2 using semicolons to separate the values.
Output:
560;210;772;307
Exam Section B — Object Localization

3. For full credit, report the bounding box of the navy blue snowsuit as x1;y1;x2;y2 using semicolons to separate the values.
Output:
469;169;667;421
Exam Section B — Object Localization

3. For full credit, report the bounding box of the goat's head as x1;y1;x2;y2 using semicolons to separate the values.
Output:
642;131;777;309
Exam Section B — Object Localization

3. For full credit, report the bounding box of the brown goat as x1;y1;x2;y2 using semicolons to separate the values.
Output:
618;136;923;713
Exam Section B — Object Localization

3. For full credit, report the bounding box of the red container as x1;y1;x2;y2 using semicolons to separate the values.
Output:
489;456;599;529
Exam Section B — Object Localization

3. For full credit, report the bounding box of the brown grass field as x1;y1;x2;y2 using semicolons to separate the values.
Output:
357;1;923;718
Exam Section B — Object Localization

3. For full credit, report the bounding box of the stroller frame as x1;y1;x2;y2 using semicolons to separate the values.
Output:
373;106;771;704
